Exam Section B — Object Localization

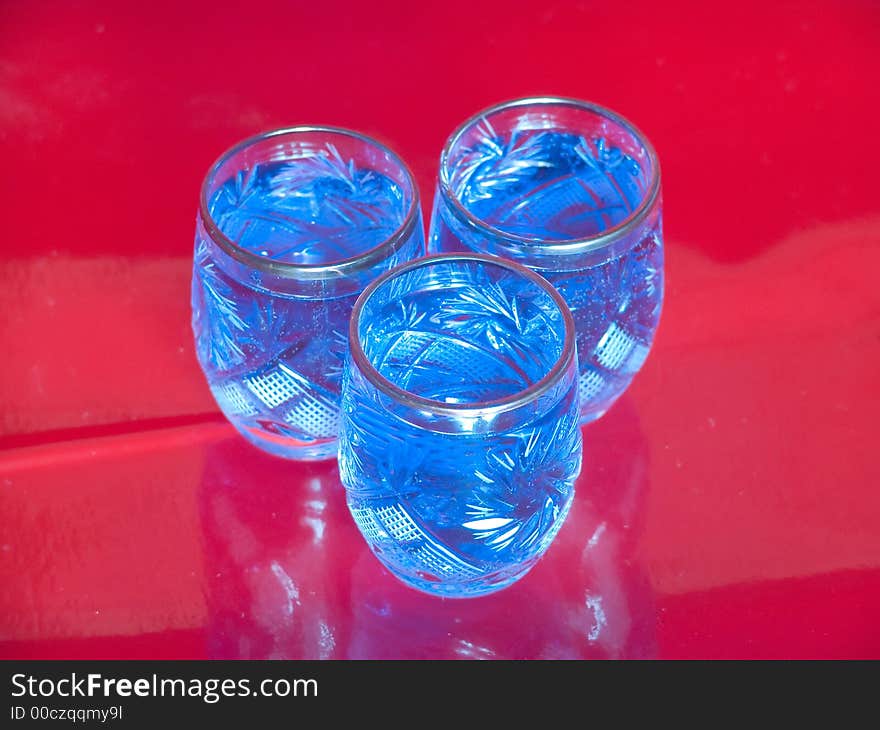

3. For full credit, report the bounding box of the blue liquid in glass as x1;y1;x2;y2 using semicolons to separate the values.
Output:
436;130;663;421
192;148;412;458
458;131;646;240
210;152;407;263
340;261;582;597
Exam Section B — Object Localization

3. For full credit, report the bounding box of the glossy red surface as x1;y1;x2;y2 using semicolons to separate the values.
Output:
1;0;878;659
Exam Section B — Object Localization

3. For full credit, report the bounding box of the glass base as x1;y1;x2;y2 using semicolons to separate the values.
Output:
384;560;538;599
235;424;338;461
579;407;608;425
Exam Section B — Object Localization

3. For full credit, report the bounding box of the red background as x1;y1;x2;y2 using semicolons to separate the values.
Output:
1;0;878;659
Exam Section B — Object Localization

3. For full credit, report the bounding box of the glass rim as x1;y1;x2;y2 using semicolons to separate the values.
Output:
438;96;661;253
199;125;421;281
349;252;577;417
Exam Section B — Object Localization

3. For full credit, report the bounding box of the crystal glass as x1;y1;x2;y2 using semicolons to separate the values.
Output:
429;97;663;423
192;127;424;460
338;253;582;597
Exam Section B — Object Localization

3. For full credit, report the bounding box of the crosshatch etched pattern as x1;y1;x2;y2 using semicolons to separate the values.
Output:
211;381;258;417
547;227;663;418
338;259;582;597
192;240;350;450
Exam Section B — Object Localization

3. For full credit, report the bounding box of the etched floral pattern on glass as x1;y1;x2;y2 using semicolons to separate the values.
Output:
339;254;582;597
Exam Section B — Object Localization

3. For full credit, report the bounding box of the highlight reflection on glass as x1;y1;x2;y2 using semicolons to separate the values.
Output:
191;126;424;460
429;97;663;423
339;253;582;597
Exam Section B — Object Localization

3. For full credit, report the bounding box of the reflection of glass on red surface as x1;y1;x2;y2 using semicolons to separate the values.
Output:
560;397;656;658
199;396;655;659
199;440;356;659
